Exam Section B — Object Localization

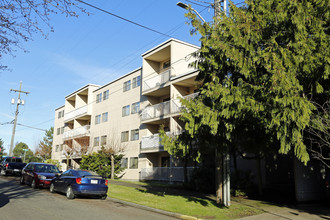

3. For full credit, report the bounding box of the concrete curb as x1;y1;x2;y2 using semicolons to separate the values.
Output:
108;197;198;220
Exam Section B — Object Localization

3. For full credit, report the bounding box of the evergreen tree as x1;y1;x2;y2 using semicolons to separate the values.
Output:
171;0;329;206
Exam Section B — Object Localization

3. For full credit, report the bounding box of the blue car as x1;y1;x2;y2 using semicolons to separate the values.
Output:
50;169;108;200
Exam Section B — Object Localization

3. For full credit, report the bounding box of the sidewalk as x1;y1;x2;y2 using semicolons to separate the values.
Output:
108;180;330;220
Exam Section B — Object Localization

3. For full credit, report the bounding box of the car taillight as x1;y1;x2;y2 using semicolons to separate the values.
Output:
5;163;8;168
105;179;108;186
76;177;82;184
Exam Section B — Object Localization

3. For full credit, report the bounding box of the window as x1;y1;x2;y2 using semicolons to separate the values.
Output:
131;129;139;141
96;93;102;103
121;131;129;142
55;145;59;152
61;126;64;134
94;137;100;146
123;80;131;92
122;105;130;117
102;112;108;122
60;144;63;151
121;158;128;168
129;157;138;169
101;135;107;145
57;110;64;118
131;102;140;114
95;114;101;125
162;60;170;69
57;128;60;135
132;76;141;88
103;90;109;100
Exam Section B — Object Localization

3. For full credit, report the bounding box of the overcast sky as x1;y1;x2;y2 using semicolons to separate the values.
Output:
0;0;240;153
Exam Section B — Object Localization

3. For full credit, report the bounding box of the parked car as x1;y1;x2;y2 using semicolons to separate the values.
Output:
0;156;26;176
20;162;61;189
50;169;108;200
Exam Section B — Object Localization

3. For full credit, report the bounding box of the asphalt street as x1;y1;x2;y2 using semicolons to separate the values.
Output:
0;175;176;220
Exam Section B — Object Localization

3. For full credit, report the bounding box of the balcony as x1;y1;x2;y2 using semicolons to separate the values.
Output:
140;132;170;153
64;105;88;122
143;69;171;93
63;125;90;140
140;92;199;122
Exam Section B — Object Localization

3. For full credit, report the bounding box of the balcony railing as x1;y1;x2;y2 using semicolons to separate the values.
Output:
140;167;195;182
140;92;199;122
140;132;170;152
63;125;90;139
143;69;171;92
64;105;88;121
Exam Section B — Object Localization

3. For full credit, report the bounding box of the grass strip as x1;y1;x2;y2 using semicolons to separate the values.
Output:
108;183;264;220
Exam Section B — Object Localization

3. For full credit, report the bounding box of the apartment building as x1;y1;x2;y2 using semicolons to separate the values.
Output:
51;39;200;181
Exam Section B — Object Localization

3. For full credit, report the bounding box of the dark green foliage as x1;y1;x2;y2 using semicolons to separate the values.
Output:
80;148;124;178
0;138;5;156
183;0;330;166
13;142;33;158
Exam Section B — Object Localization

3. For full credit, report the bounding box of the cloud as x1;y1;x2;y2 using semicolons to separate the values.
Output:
0;111;14;120
51;53;120;85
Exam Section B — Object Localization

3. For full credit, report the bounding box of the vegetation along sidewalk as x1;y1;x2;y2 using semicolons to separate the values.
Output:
107;180;271;220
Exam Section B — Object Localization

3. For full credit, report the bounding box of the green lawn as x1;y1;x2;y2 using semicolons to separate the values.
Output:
108;181;265;220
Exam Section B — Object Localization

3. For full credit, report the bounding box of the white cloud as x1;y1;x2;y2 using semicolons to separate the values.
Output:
51;53;120;85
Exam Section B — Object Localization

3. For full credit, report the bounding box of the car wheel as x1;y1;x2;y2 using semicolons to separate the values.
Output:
20;175;25;185
0;169;7;176
100;195;107;200
50;183;55;193
31;179;37;189
66;186;75;199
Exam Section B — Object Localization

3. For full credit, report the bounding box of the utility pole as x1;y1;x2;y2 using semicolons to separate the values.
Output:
9;81;29;156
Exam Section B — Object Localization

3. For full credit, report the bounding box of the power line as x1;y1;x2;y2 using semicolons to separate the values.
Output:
77;0;173;38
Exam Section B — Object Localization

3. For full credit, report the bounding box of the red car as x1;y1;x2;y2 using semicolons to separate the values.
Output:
20;162;61;189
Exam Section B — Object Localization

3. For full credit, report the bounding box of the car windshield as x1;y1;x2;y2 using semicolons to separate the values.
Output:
76;170;98;177
35;164;59;173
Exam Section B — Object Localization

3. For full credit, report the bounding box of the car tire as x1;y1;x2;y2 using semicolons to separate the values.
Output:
66;186;75;199
50;183;55;193
100;195;107;200
20;175;25;185
0;169;7;176
31;179;37;189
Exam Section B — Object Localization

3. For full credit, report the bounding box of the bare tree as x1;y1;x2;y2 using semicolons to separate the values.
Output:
101;131;126;179
0;0;88;70
305;101;330;168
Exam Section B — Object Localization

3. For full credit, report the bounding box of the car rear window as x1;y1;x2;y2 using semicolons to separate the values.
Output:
35;164;60;173
76;170;98;177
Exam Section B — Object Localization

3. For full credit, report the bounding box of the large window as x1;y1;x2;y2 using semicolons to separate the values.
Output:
102;112;108;122
94;137;100;146
123;80;131;92
61;126;64;134
121;158;128;168
96;93;102;103
57;128;60;135
95;115;101;125
131;129;139;141
132;76;141;88
103;90;109;100
101;135;107;146
129;157;138;169
122;105;130;117
121;131;129;142
131;102;140;114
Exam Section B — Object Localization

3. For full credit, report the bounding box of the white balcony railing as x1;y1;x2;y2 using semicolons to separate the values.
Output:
143;69;171;92
140;93;199;122
64;105;88;121
141;132;170;152
140;167;195;182
63;125;90;139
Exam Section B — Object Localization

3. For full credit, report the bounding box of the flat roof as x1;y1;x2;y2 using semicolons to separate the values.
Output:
141;38;200;57
55;105;65;111
65;84;100;99
94;67;142;92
